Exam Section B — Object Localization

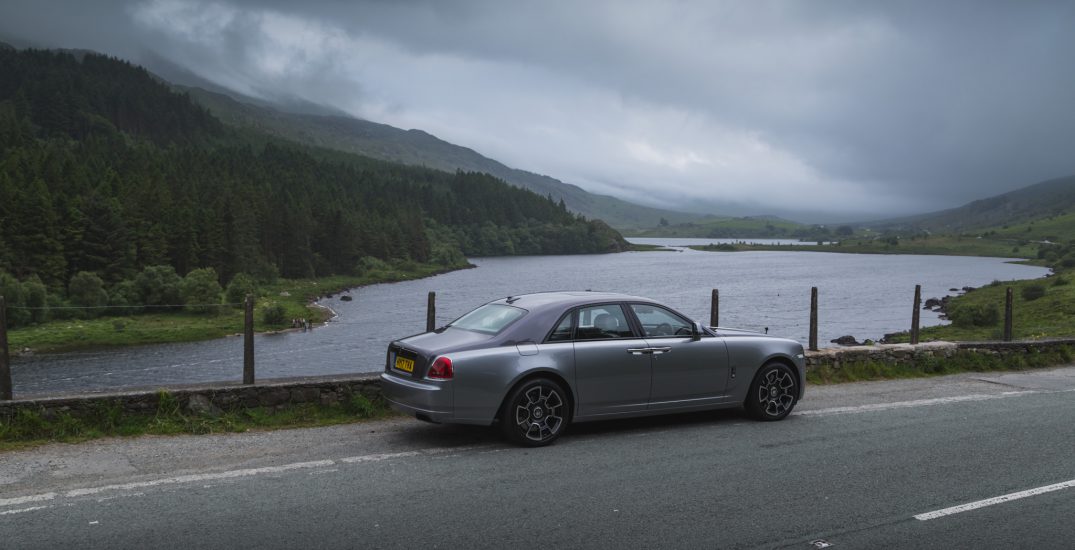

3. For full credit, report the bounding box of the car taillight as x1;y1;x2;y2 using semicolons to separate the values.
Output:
427;356;453;379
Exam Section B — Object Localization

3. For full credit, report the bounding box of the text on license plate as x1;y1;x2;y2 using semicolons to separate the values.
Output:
394;356;415;373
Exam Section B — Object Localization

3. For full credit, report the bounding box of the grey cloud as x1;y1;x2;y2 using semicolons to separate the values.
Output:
2;0;1074;219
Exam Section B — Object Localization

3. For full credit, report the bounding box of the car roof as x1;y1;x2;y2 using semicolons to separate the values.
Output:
488;291;657;312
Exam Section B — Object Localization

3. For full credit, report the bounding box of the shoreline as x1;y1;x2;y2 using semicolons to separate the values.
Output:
8;261;476;356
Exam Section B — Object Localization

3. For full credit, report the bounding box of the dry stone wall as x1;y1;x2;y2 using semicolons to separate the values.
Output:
3;339;1074;422
0;374;382;421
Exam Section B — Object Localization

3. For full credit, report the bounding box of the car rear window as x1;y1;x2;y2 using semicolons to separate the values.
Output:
448;304;527;335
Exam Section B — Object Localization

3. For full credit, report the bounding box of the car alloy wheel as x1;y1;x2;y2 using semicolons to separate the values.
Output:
746;363;798;420
502;379;568;446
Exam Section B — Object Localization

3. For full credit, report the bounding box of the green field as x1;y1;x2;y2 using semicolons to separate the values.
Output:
885;276;1075;342
623;216;826;239
691;234;1044;261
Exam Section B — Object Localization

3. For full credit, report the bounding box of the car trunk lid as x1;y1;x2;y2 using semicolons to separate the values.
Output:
386;328;493;378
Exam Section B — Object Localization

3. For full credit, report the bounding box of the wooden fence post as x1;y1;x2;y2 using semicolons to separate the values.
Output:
809;287;818;351
243;294;255;385
911;284;921;345
427;291;437;332
710;289;719;327
1004;287;1013;341
0;295;11;400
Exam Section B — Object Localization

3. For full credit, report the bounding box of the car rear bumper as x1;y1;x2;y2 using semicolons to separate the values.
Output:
380;372;453;422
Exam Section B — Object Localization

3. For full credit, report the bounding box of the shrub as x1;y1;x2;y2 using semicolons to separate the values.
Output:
1021;284;1046;301
22;275;49;324
108;280;143;315
179;268;223;313
47;293;76;320
1053;276;1069;287
0;271;30;327
355;256;388;275
225;273;258;307
250;260;279;285
949;303;1000;327
135;265;182;308
261;302;287;326
68;271;108;316
429;243;466;267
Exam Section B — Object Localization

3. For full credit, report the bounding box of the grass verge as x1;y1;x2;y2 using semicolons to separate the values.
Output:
806;345;1074;385
0;392;397;452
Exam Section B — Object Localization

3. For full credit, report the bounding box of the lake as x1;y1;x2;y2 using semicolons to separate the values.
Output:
10;240;1049;395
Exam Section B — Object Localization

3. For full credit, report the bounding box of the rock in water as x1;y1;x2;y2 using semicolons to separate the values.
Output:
830;335;862;346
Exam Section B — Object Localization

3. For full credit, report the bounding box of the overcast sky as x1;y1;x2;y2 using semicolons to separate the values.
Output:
2;0;1074;220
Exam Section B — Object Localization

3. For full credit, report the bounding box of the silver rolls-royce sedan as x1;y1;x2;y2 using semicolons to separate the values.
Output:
382;291;805;446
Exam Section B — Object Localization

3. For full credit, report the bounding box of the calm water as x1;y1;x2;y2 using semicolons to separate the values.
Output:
629;238;828;246
11;241;1049;395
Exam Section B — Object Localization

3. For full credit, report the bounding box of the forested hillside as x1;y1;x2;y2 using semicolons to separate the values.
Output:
0;48;627;323
184;86;700;230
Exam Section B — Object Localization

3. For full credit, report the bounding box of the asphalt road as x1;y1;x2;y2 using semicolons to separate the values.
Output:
3;367;1075;549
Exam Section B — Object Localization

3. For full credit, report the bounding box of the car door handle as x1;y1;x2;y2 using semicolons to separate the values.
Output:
626;348;652;355
649;347;672;355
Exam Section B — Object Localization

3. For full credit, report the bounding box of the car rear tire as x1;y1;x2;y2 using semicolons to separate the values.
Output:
745;362;799;421
500;378;569;447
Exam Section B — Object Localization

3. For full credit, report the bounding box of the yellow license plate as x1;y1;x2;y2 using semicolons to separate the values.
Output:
394;356;415;373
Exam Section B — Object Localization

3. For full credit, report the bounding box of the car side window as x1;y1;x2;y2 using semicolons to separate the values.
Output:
630;304;693;338
547;313;574;342
575;305;634;340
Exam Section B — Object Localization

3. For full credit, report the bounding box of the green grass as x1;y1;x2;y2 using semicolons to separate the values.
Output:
691;234;1044;260
0;391;396;452
627;243;677;252
883;276;1075;342
806;345;1074;385
8;261;470;353
988;210;1075;242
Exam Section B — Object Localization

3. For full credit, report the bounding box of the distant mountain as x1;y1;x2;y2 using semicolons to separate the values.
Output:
141;52;350;118
868;175;1075;233
181;86;701;230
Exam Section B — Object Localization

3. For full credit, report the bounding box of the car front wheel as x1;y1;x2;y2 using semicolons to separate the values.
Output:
501;378;569;447
745;362;799;421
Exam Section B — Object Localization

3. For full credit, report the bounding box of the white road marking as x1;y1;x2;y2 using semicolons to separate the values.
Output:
0;493;57;507
65;460;337;497
0;445;492;515
339;451;420;463
915;478;1075;520
0;506;51;516
796;391;1038;416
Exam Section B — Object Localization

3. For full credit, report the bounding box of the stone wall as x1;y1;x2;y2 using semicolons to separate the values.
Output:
805;338;1075;372
0;373;382;421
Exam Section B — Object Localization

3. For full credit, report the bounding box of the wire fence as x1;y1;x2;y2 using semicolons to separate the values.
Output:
0;285;1043;401
0;295;259;400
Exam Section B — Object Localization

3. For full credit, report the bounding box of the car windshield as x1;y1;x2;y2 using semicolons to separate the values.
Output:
448;304;527;335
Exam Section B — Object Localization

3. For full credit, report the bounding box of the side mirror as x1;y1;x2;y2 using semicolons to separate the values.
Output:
692;321;703;341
